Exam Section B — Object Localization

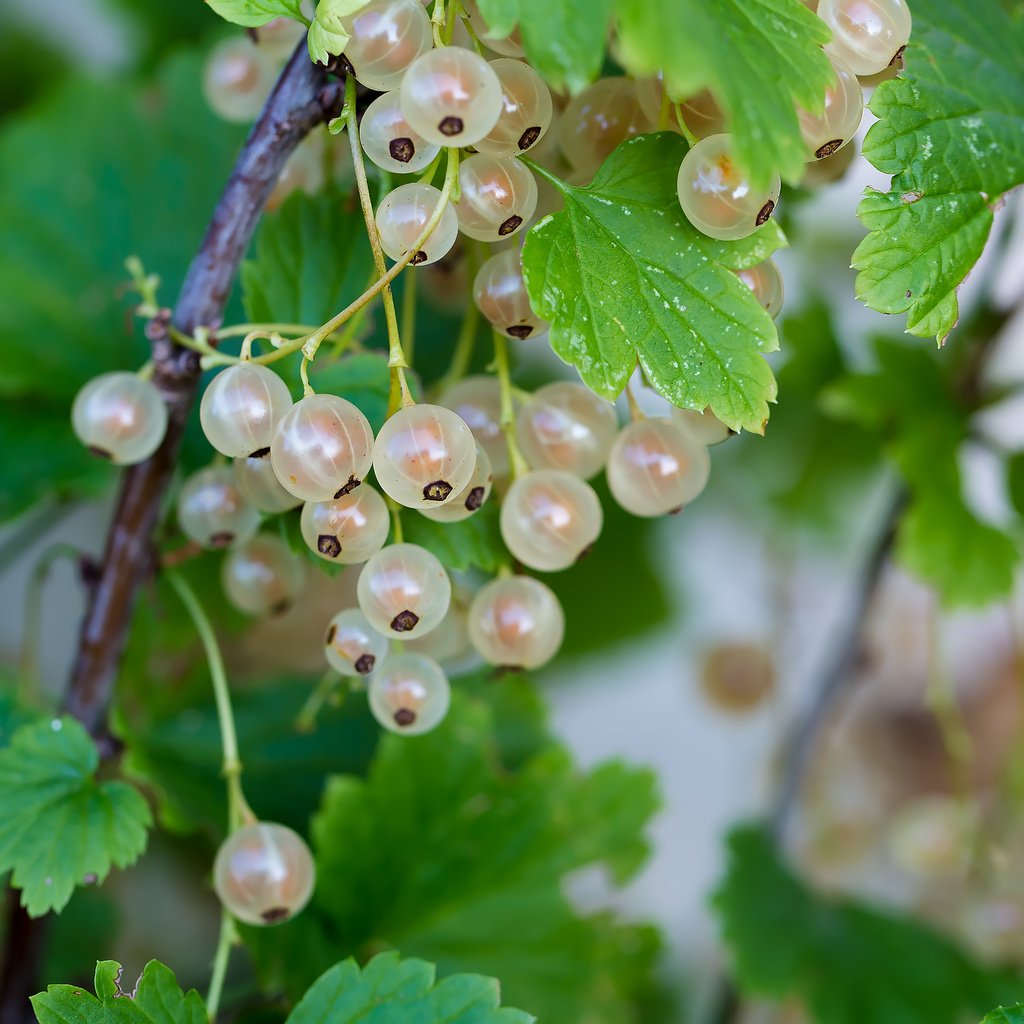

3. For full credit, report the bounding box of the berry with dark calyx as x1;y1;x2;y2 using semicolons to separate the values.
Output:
357;542;452;637
375;183;459;267
468;575;564;669
420;443;493;523
454;153;538;243
71;371;168;466
368;652;451;735
473;248;549;340
323;608;389;676
797;52;864;160
818;0;912;76
233;453;302;514
360;91;440;175
200;362;292;459
222;534;306;617
475;59;554;159
177;465;260;549
300;484;390;564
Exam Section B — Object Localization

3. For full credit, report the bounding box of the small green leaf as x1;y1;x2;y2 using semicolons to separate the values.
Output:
402;502;505;573
0;718;152;916
981;1009;1024;1024
1007;452;1024;518
205;0;304;28
307;0;371;65
853;0;1024;341
522;133;785;433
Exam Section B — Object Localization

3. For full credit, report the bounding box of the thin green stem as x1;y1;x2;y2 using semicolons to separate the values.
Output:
388;497;405;543
205;911;237;1021
295;670;342;733
436;243;481;395
401;271;418;365
216;322;316;340
492;331;529;479
20;544;82;692
431;0;446;47
674;104;699;148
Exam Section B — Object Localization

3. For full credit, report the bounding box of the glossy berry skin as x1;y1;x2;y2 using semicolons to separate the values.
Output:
735;259;785;320
368;652;450;734
341;0;432;91
475;59;553;158
357;542;452;637
372;404;477;508
202;37;276;123
558;78;649;177
468;575;564;669
360;91;440;174
515;381;617;479
500;470;603;572
676;134;781;241
673;407;734;447
607;418;711;517
420;443;493;523
270;394;374;502
440;375;508;478
455;154;537;242
400;46;503;147
404;590;471;664
473;249;549;339
323;608;389;677
71;372;167;465
177;465;260;549
819;0;912;76
300;485;390;564
200;362;293;459
233;454;302;514
797;52;864;159
376;183;459;266
213;822;315;926
222;534;306;617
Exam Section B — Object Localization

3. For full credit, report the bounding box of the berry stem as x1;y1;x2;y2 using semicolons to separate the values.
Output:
401;270;418;365
674;104;699;149
431;0;446;48
387;496;405;544
205;910;237;1022
625;381;645;421
492;331;529;479
435;242;481;395
295;670;343;733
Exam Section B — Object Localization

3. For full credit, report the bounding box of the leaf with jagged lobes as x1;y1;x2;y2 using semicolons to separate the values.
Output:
307;0;371;65
206;0;305;27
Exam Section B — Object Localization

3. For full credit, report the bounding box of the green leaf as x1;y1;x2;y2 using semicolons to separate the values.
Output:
714;826;1022;1024
289;952;533;1024
1007;452;1024;518
853;0;1024;341
402;502;505;573
307;352;393;434
981;1009;1024;1024
522;134;785;433
615;0;833;187
32;959;206;1024
205;0;304;28
0;718;151;916
307;0;374;65
246;698;663;1022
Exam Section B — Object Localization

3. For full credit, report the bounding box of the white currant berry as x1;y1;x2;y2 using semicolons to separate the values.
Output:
71;372;168;465
673;407;734;447
213;822;315;926
800;141;856;187
270;393;374;502
341;0;432;90
797;52;864;159
455;153;537;242
440;375;508;478
202;37;277;123
819;0;912;76
468;575;564;669
222;534;306;617
375;182;459;267
300;485;390;563
475;59;553;158
735;259;785;320
420;443;493;523
400;46;503;147
372;404;477;508
368;652;450;734
357;542;452;636
200;362;293;459
473;249;548;339
404;590;471;664
178;465;260;549
233;454;303;514
676;133;781;241
607;418;711;517
515;381;617;479
500;470;603;572
558;78;650;176
461;0;525;56
323;608;389;676
360;91;440;174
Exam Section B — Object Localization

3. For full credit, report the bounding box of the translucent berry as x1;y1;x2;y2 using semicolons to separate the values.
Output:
819;0;912;76
254;16;306;59
357;542;452;636
360;90;440;174
475;59;553;158
368;652;450;734
500;470;603;572
558;78;650;177
515;381;617;479
420;443;493;523
455;154;537;242
270;393;374;502
735;259;785;320
71;372;167;465
178;465;260;549
607;418;711;517
200;362;293;459
300;485;390;563
341;0;432;90
213;822;315;926
400;46;503;147
405;590;471;664
676;133;781;241
673;407;734;447
202;37;276;123
376;183;459;266
222;534;306;617
372;404;477;508
800;141;856;187
473;249;549;339
233;453;303;514
468;575;564;669
797;52;864;159
323;608;389;676
440;376;508;477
